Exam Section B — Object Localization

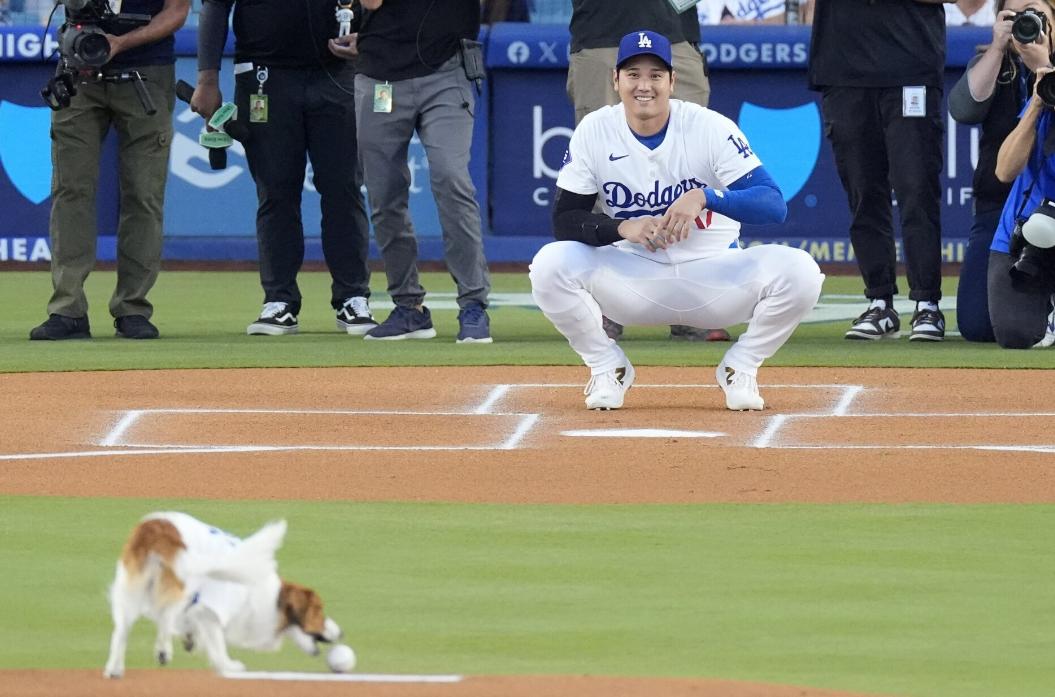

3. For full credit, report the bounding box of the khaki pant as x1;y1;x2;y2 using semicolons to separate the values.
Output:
48;63;175;319
567;42;711;125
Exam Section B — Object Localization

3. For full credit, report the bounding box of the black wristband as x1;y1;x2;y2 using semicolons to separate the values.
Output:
596;218;623;246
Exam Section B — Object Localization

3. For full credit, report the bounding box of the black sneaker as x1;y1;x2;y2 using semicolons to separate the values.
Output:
845;304;900;340
364;305;436;340
336;296;378;335
247;302;298;336
29;314;91;340
910;306;945;342
456;302;492;344
114;315;159;339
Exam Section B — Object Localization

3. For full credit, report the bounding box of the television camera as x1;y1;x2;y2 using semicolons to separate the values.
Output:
40;0;156;114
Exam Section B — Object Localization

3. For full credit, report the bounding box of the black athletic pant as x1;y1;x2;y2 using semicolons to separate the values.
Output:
987;251;1052;349
821;86;944;303
235;63;370;316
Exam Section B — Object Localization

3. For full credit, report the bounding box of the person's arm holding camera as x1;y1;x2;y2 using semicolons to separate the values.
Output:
963;10;1015;105
996;67;1054;183
191;0;235;123
104;0;191;60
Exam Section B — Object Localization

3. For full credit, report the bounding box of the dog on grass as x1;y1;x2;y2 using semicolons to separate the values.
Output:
103;512;342;678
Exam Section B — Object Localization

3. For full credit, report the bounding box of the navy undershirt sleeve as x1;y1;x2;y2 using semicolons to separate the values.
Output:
702;166;787;225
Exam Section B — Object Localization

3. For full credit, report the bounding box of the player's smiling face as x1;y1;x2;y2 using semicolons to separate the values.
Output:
615;55;675;131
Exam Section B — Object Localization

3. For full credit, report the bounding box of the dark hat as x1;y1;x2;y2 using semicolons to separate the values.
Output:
616;30;673;71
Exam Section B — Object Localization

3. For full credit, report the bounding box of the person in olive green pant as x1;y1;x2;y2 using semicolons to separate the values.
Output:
31;0;189;341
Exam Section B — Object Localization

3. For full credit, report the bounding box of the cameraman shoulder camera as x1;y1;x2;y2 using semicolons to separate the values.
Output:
28;0;190;343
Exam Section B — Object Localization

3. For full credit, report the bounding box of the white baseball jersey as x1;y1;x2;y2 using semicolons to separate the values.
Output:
556;99;763;265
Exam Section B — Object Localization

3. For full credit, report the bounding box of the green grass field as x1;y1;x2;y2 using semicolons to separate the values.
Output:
2;271;1055;371
1;270;1053;697
2;497;1053;697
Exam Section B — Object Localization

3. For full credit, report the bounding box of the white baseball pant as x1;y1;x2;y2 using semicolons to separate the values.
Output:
529;242;824;376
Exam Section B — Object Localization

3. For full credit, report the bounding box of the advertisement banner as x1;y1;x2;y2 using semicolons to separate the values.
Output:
489;67;976;246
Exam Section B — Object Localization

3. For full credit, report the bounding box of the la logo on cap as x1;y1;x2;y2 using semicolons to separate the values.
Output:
638;33;652;48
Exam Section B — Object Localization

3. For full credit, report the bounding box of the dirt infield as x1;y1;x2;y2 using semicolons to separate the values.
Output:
1;366;1053;504
0;670;891;697
2;365;1053;697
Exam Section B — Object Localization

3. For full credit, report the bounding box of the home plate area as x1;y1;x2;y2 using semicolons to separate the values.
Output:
95;376;1055;456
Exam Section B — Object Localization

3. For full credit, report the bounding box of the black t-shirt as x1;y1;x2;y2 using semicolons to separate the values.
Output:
105;0;175;68
570;0;699;53
807;0;947;90
357;0;479;81
973;57;1028;210
223;0;352;68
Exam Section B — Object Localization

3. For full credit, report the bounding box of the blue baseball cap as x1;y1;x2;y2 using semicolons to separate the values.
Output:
616;31;673;71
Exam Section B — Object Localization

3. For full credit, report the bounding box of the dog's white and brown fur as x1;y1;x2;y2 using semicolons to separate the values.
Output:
103;512;342;678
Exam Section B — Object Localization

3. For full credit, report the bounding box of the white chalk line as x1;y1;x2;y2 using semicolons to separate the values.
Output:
831;385;864;417
100;410;143;447
769;445;1055;453
752;415;788;449
224;671;461;683
6;382;1054;461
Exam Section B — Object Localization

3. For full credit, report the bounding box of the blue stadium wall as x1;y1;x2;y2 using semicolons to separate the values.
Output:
0;24;987;264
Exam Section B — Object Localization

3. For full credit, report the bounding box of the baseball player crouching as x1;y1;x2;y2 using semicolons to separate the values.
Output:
529;30;824;412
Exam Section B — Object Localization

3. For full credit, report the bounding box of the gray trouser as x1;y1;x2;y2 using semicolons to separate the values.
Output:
355;57;490;309
48;63;175;319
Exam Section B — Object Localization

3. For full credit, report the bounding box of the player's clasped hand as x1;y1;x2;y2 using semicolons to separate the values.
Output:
658;188;708;243
617;216;668;252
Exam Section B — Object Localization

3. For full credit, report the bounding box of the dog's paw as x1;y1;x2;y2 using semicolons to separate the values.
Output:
182;633;195;653
103;666;124;679
155;639;174;666
219;659;246;674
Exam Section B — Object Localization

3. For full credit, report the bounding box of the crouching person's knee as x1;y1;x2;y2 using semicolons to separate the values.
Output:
529;241;591;291
994;324;1044;349
773;248;825;310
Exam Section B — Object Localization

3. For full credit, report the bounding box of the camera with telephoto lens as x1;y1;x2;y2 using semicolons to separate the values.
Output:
1012;8;1049;44
41;0;154;113
1009;198;1055;292
1036;72;1055;107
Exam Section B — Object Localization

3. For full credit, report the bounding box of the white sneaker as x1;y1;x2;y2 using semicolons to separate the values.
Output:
1034;296;1055;348
715;359;764;411
336;296;378;335
584;352;635;410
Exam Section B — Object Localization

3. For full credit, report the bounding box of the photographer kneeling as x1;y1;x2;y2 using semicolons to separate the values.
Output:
951;2;1054;343
992;59;1055;348
29;0;190;341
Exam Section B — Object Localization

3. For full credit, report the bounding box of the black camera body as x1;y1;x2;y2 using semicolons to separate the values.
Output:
1012;8;1048;44
41;0;153;112
1009;200;1055;292
59;0;151;69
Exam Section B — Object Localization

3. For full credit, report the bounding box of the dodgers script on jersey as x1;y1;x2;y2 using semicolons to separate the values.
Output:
557;99;763;264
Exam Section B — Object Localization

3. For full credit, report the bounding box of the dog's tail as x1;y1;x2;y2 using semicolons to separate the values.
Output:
178;519;287;585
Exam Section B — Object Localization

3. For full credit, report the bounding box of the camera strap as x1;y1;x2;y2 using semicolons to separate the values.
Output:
1016;180;1036;222
1044;119;1055;159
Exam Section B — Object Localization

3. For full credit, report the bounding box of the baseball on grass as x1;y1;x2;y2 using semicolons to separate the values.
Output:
327;643;356;673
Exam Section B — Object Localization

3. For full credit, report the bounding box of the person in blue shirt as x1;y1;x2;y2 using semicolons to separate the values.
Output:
991;64;1055;348
949;0;1055;342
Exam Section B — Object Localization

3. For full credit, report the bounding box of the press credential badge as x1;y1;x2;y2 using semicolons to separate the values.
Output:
250;67;269;123
374;83;393;113
903;86;926;118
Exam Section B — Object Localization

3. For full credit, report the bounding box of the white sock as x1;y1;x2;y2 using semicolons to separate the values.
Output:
869;299;887;310
917;301;938;313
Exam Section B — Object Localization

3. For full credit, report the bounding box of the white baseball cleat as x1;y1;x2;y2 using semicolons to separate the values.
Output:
715;359;764;411
584;350;635;410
